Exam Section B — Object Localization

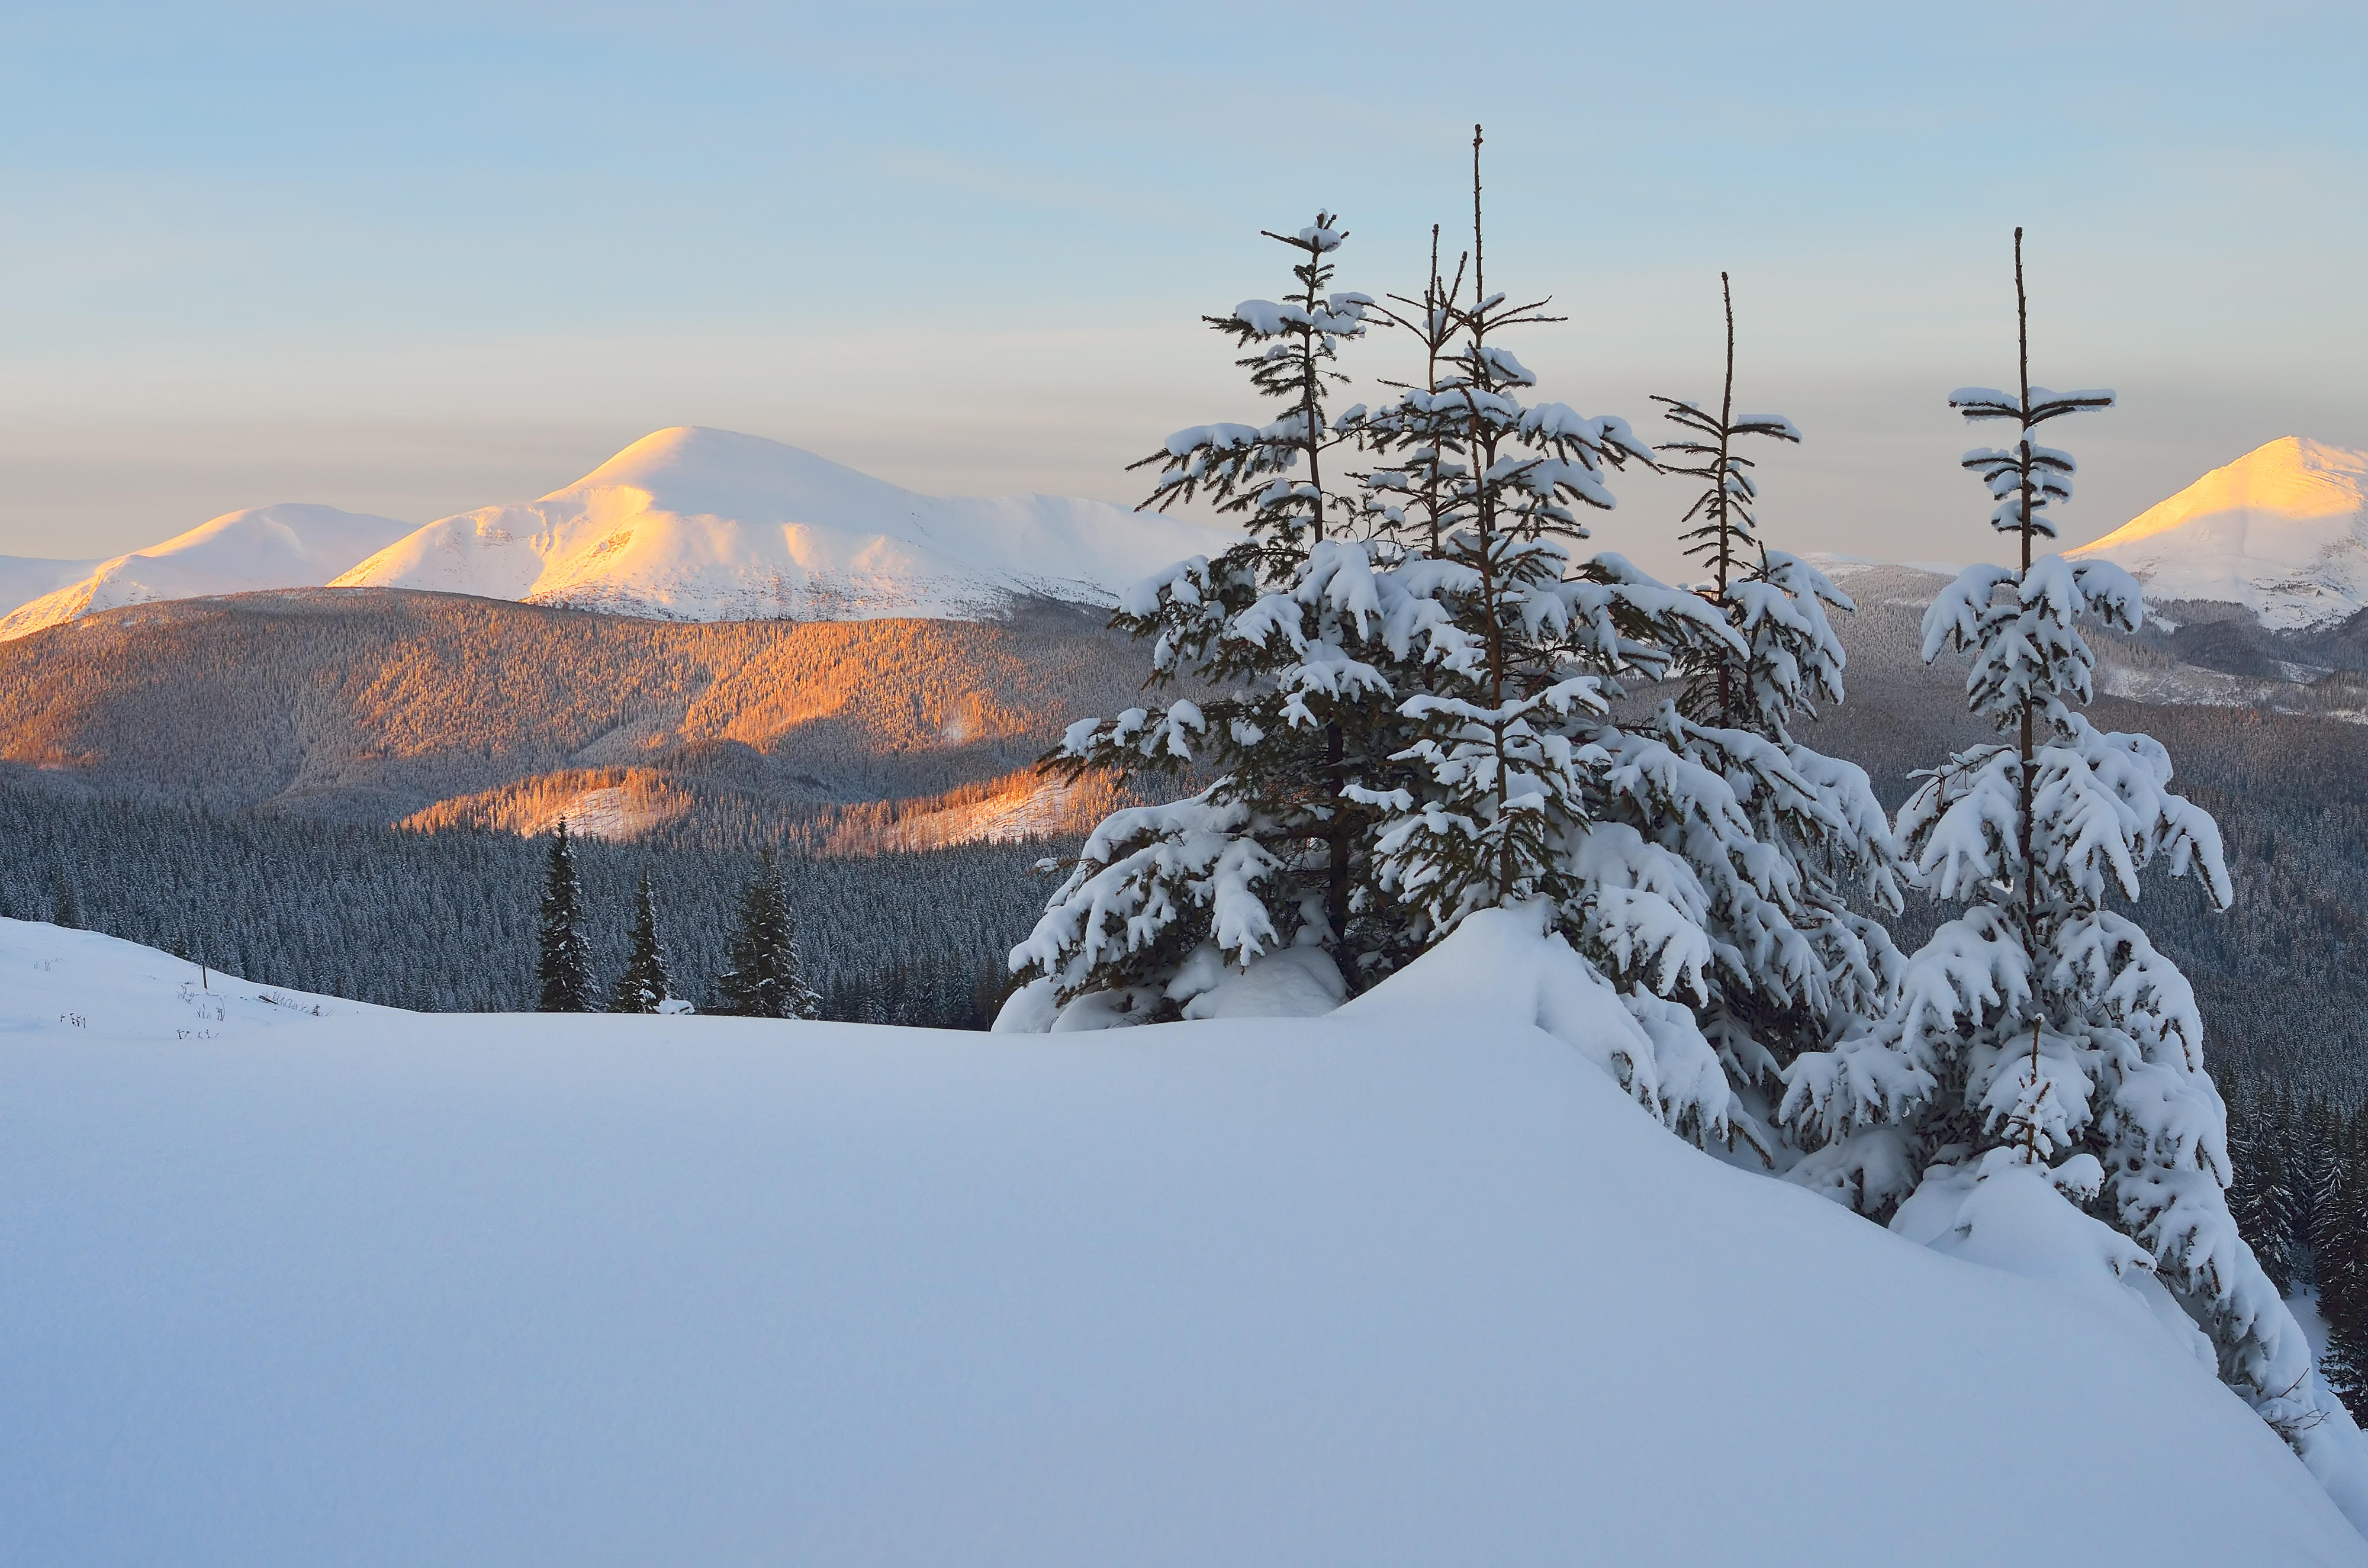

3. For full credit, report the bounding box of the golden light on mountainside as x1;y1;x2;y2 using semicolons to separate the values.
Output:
0;591;1154;829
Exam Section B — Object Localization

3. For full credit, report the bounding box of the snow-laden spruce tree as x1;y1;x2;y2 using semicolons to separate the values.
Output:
607;868;672;1015
1011;213;1406;1024
1633;274;1906;1145
534;818;597;1013
716;850;821;1020
1344;129;1755;1141
1778;229;2354;1460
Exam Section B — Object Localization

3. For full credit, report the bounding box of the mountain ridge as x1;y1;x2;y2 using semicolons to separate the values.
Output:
330;426;1230;621
2068;436;2368;630
0;503;414;641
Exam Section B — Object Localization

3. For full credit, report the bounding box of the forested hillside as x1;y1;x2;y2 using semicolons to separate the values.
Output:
0;783;1047;1025
2;564;2361;1087
0;587;1149;823
1796;565;2368;1100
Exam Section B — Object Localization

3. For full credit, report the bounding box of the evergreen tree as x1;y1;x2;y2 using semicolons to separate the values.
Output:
1348;128;1754;1141
1018;211;1403;1020
1779;228;2346;1456
2318;1107;2368;1414
606;867;672;1014
716;851;821;1020
1632;274;1907;1139
534;818;599;1013
2229;1083;2299;1295
52;874;79;930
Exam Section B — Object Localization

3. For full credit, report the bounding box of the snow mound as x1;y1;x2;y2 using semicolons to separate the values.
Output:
0;504;414;641
4;915;2363;1563
2070;437;2368;630
331;426;1234;622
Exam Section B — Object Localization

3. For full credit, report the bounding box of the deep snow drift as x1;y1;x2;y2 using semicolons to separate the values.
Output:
0;503;414;640
2070;437;2368;629
331;426;1234;620
4;916;2362;1565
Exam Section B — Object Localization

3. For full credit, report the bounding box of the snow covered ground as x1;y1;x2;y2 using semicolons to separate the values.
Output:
4;917;2362;1564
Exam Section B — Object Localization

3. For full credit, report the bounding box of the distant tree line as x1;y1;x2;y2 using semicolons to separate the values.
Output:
2227;1081;2368;1417
5;781;1032;1028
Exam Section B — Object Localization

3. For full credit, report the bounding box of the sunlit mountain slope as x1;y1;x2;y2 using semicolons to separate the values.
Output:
331;426;1231;620
2070;437;2368;630
0;504;413;641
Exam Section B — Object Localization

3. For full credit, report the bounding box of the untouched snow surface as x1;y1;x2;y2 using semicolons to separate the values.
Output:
0;504;415;640
2070;436;2368;629
4;915;2363;1565
330;426;1234;620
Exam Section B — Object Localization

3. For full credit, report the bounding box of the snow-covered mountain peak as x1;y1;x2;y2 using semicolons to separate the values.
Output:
0;503;415;642
331;427;1233;623
2069;436;2368;630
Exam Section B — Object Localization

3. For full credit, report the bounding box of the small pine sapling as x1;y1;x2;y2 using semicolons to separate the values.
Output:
534;818;599;1013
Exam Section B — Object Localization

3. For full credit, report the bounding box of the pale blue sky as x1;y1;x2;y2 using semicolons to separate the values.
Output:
2;1;2361;577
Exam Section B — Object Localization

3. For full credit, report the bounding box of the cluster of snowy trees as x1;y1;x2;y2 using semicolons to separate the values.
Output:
2228;1084;2368;1415
1010;153;2353;1459
7;785;1028;1026
535;819;821;1018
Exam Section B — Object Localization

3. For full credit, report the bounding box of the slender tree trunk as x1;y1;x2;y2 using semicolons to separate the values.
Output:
1714;271;1737;729
2013;225;2045;1159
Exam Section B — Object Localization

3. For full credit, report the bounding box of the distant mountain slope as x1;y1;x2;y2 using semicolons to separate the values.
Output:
0;588;1151;826
0;504;414;641
0;554;102;618
2069;437;2368;630
332;426;1232;620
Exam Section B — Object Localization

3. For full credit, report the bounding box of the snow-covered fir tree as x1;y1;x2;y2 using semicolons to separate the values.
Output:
1012;211;1402;1022
534;818;597;1013
716;851;820;1020
606;868;672;1015
1778;228;2351;1458
1632;274;1906;1147
2227;1083;2299;1295
1344;128;1754;1142
52;874;79;931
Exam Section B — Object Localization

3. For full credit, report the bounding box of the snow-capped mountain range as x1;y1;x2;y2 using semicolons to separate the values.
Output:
2067;437;2368;630
5;429;2360;641
0;503;414;641
0;427;1233;640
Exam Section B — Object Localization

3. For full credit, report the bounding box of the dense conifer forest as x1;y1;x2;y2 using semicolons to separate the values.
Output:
0;781;1038;1027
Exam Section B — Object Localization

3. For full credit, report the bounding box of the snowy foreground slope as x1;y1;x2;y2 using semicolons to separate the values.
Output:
2070;437;2368;629
332;426;1233;620
4;919;2362;1566
0;503;414;641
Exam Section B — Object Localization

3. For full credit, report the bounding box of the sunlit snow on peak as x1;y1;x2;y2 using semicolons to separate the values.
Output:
2069;436;2368;630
